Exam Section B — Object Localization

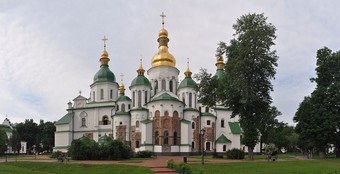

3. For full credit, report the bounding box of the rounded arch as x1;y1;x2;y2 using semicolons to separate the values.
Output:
136;120;140;128
173;111;179;118
164;111;169;117
155;110;160;118
102;115;109;125
121;103;126;112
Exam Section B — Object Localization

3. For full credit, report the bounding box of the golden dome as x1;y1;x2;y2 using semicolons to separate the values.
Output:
119;83;125;94
151;28;176;67
137;59;145;75
215;55;224;70
100;36;110;66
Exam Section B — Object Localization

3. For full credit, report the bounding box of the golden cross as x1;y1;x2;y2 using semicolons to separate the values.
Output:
102;35;108;49
160;12;166;28
120;73;124;83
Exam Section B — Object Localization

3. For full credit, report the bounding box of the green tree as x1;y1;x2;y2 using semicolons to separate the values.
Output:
194;68;219;107
9;129;21;154
15;119;39;153
0;128;8;154
38;120;56;152
222;13;278;159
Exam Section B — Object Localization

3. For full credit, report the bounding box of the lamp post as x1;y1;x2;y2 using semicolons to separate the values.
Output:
201;128;205;165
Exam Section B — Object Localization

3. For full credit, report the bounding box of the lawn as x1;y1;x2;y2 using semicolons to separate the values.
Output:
0;162;153;174
190;160;340;174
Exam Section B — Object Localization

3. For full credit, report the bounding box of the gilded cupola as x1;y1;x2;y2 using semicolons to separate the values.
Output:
151;12;176;67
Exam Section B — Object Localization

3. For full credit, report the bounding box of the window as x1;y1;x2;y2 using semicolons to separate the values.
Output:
192;142;195;149
138;90;142;107
182;93;185;103
103;116;109;125
155;131;159;145
136;121;139;128
169;80;173;92
110;89;113;99
173;131;178;145
163;131;169;144
93;91;95;101
206;142;211;150
192;122;195;129
100;89;104;99
154;80;158;94
116;105;119;111
81;118;86;127
205;107;209;112
120;121;122;125
132;92;135;107
189;93;192;108
128;104;131;109
145;91;148;103
155;110;160;117
164;111;169;117
121;103;125;112
221;119;225;128
207;120;211;126
223;145;227;151
161;79;166;91
136;141;140;148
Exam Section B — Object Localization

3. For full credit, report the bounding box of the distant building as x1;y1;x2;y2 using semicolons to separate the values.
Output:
54;14;242;155
0;118;27;154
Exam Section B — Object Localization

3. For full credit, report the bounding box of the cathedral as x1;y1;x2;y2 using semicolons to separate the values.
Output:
54;14;241;155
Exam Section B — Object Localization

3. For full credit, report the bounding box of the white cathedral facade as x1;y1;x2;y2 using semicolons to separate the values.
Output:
54;18;242;154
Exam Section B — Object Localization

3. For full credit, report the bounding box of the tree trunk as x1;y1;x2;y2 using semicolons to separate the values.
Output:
248;146;254;160
336;137;340;158
260;136;263;154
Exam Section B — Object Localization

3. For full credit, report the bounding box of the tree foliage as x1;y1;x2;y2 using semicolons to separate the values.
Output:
9;129;21;154
222;13;278;159
0;128;8;154
194;68;219;107
15;119;38;153
294;47;340;157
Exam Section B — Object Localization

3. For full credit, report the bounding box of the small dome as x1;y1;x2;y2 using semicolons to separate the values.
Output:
130;75;151;88
178;77;197;90
101;49;109;58
117;94;132;102
159;28;168;38
93;65;116;83
79;135;90;142
98;134;113;145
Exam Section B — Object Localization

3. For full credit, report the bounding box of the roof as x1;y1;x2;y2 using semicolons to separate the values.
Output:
55;113;74;125
117;94;132;102
215;69;225;80
73;95;87;101
98;134;113;144
130;75;151;88
151;91;181;102
114;111;130;116
141;119;153;124
93;65;116;83
130;106;148;111
178;77;197;90
229;122;241;134
201;112;216;117
216;134;232;143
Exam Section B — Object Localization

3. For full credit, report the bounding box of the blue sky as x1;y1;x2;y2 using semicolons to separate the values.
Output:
0;0;339;125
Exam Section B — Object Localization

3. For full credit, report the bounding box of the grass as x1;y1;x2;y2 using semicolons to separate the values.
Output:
190;160;340;174
0;162;153;174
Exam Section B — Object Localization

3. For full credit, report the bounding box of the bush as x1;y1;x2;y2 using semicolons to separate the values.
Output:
50;151;62;158
167;159;193;174
226;148;245;159
167;159;175;169
136;150;154;158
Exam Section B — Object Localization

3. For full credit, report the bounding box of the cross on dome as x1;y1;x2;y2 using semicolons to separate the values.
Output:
160;12;166;28
102;35;108;50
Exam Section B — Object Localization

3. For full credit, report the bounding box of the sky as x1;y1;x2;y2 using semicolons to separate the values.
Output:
0;0;339;125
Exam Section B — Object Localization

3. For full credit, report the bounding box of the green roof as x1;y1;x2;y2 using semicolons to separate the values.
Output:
56;113;74;125
180;119;191;124
183;108;199;112
98;134;113;145
141;119;153;124
0;124;12;132
178;77;197;90
201;112;216;117
93;65;116;83
151;92;180;102
130;75;151;88
215;69;225;80
130;106;148;111
229;122;241;134
216;134;232;143
114;111;130;116
117;94;131;102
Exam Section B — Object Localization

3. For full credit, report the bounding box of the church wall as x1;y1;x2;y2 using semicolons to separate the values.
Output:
177;88;198;109
130;86;151;108
147;66;179;96
90;82;119;102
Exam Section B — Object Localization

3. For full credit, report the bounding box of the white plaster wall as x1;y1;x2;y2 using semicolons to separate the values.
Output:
180;122;190;144
171;145;180;152
154;145;162;152
90;81;119;102
147;66;179;96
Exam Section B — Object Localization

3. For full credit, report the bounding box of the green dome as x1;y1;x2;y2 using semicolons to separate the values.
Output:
178;77;197;90
117;94;132;102
79;135;90;142
98;134;113;145
130;75;151;88
215;69;225;80
93;65;116;83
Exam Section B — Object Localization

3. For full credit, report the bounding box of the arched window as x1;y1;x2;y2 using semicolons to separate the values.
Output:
121;103;125;112
116;105;119;111
164;111;169;117
132;92;135;107
128;104;131;110
145;91;148;103
169;80;173;92
194;94;197;108
155;110;160;118
100;89;104;100
206;142;211;150
192;141;195;149
163;131;169;144
81;118;86;127
192;122;195;129
93;91;96;101
154;80;158;94
110;89;113;99
182;93;185;103
173;131;178;145
103;116;109;125
205;107;209;112
221;119;225;128
136;121;139;128
223;145;227;151
136;141;140;148
207;120;211;126
161;79;166;91
138;90;142;107
189;93;192;108
155;131;159;145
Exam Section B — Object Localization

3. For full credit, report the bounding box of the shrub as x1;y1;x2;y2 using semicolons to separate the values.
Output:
136;150;154;158
167;159;193;174
167;159;175;169
50;151;62;158
226;148;245;159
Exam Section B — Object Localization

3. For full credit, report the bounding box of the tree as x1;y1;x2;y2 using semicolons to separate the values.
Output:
38;120;56;152
222;13;278;159
15;119;39;153
294;47;340;157
9;129;21;154
194;68;218;107
0;128;8;154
